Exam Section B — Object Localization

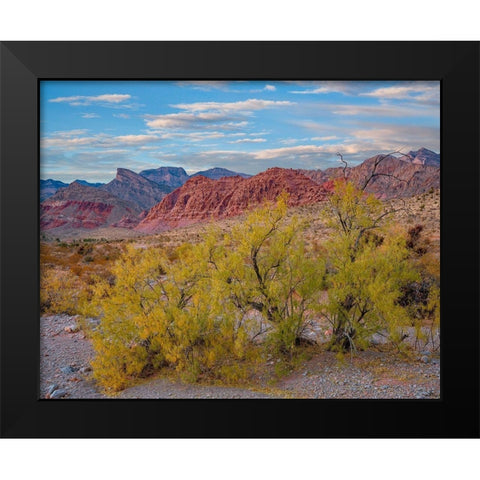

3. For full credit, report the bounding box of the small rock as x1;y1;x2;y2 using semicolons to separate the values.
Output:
47;384;59;396
60;366;78;374
80;366;92;374
50;389;68;399
421;356;430;364
64;325;79;333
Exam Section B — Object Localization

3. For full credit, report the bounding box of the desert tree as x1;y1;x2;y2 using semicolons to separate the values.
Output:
320;176;419;353
89;195;325;390
207;194;326;356
90;241;253;391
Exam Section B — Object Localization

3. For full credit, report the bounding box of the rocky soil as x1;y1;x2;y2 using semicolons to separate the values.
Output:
40;314;440;400
274;350;439;399
40;314;104;399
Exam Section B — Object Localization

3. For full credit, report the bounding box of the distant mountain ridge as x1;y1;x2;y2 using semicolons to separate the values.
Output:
399;147;440;166
40;179;69;202
191;167;252;180
41;166;251;201
297;148;439;199
139;166;190;189
40;179;104;201
100;168;171;211
74;179;105;188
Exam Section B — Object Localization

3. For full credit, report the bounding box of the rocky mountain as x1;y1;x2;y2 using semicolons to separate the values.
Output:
40;181;142;233
399;147;440;166
41;166;251;203
190;167;251;180
139;166;190;190
74;179;105;188
297;150;440;199
40;179;69;202
40;179;105;202
136;168;332;233
100;168;171;211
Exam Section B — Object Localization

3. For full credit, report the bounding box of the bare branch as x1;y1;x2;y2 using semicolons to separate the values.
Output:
361;149;407;191
337;152;348;180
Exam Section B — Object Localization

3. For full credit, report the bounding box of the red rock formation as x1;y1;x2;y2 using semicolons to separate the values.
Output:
40;181;141;234
136;168;331;233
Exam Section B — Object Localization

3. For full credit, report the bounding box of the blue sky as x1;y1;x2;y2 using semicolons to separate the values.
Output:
40;80;440;183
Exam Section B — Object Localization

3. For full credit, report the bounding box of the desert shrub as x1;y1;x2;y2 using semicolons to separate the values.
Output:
90;196;325;391
320;180;419;352
401;226;440;349
41;267;84;315
90;243;253;391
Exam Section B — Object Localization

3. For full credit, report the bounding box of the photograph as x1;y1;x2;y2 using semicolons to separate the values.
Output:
39;79;441;400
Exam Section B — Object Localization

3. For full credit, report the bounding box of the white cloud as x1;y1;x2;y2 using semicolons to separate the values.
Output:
41;132;160;150
49;94;132;106
149;152;177;158
172;98;294;113
175;81;231;91
280;138;302;145
351;124;439;152
289;81;367;95
311;136;340;141
144;98;292;133
289;81;440;106
291;87;338;95
329;103;437;117
158;131;228;142
50;129;89;137
250;85;277;93
81;113;100;119
362;83;440;104
252;144;340;160
113;113;130;119
145;112;238;130
229;138;267;144
115;134;160;145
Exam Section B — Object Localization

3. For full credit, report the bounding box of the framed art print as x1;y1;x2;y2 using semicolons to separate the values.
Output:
1;42;479;437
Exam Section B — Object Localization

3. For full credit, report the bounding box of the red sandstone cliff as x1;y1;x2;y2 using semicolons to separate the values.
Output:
135;168;332;233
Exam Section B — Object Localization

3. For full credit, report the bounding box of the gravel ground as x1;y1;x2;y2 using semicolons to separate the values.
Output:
40;314;104;399
117;378;277;399
40;315;440;400
274;351;440;399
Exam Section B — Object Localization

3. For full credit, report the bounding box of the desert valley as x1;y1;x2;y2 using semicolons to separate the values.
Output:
40;148;440;399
